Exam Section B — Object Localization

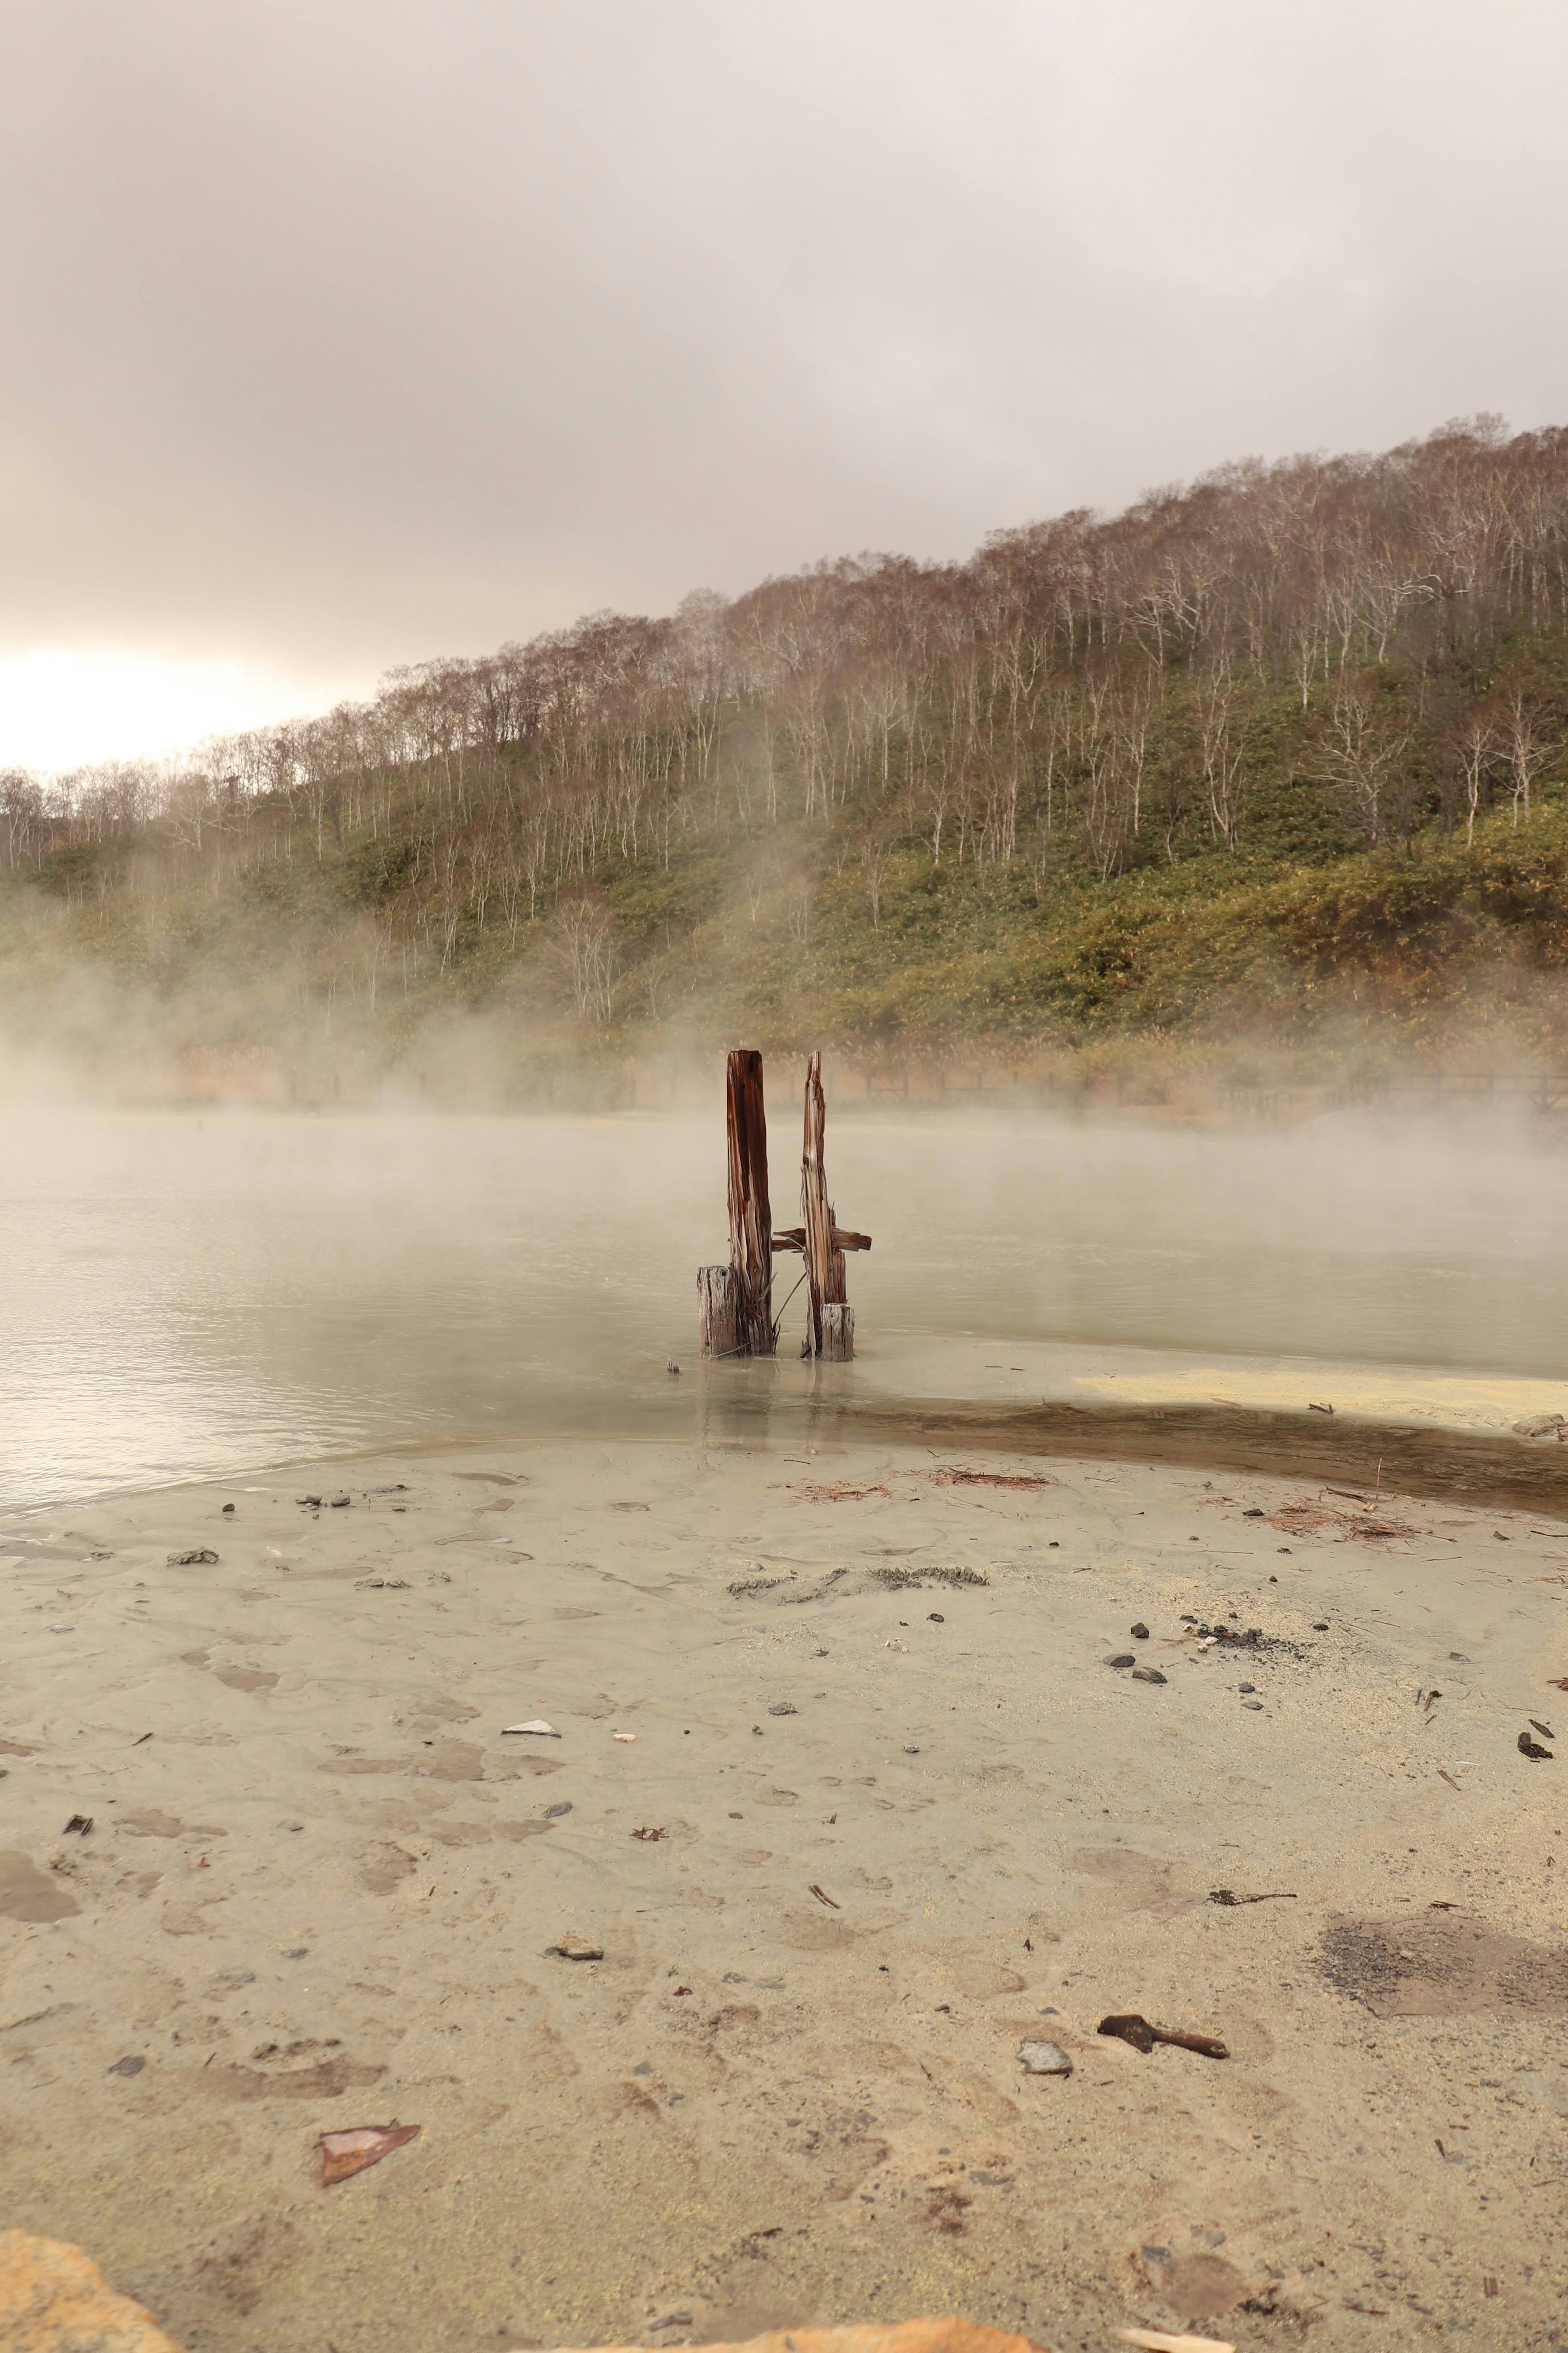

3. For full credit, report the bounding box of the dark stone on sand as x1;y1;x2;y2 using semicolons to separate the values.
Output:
1105;1653;1136;1669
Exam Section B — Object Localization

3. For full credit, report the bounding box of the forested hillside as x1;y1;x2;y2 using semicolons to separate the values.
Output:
7;417;1568;1097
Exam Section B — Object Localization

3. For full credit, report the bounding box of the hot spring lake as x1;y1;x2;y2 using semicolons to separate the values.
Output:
4;1104;1566;1510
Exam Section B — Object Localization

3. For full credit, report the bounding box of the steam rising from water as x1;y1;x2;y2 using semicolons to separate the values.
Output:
3;1103;1564;1511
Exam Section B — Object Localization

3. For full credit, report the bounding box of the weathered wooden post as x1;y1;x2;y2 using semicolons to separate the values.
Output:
697;1048;775;1356
775;1050;871;1361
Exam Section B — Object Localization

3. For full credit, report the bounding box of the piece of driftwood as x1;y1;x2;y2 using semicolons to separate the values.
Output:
796;1051;868;1362
699;1049;775;1356
1098;2012;1229;2059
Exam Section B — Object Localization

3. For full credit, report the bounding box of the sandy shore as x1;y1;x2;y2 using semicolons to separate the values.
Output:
2;1432;1566;2351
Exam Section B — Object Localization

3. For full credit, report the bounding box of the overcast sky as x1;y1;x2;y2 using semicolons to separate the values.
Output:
4;0;1567;767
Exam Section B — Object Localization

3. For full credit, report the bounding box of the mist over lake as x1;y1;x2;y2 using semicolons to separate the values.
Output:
6;1101;1564;1512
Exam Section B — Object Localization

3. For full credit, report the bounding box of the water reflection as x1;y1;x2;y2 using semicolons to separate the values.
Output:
2;1106;1564;1509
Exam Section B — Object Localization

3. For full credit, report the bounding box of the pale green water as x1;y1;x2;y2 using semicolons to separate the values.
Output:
3;1105;1565;1510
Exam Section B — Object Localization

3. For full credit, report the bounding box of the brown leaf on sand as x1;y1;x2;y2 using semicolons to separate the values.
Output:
317;2121;420;2186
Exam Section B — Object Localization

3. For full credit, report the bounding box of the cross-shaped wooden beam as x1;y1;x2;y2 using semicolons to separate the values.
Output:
698;1049;870;1359
771;1050;870;1361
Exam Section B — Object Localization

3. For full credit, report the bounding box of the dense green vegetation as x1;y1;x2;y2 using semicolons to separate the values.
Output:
6;419;1568;1094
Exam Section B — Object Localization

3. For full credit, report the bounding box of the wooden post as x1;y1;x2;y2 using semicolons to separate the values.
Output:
795;1050;869;1361
698;1048;775;1356
696;1264;739;1357
800;1050;846;1360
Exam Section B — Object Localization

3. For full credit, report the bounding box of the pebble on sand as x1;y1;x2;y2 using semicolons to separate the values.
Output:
1017;2038;1073;2076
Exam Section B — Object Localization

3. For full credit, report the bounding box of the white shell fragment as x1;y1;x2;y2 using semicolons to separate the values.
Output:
1116;2331;1236;2353
501;1720;561;1737
1017;2038;1073;2075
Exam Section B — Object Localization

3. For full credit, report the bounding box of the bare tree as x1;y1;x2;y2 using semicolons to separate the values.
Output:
1456;713;1499;848
1312;683;1411;848
552;897;621;1024
860;834;894;929
1503;689;1557;826
1196;660;1250;849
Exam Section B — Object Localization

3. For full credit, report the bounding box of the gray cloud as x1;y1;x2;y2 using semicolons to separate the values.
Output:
4;0;1568;711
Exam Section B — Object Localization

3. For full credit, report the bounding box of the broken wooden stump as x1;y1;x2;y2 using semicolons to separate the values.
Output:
697;1048;775;1356
696;1264;739;1356
787;1050;869;1362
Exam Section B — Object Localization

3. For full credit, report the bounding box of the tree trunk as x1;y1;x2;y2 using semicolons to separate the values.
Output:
800;1050;850;1360
723;1048;774;1355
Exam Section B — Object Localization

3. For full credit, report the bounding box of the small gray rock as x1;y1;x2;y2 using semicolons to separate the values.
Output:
167;1548;218;1567
1130;1622;1149;1640
1238;1682;1256;1694
1242;1699;1265;1711
768;1701;798;1717
1018;2038;1072;2076
107;2055;146;2077
1131;1666;1167;1685
1105;1653;1136;1669
544;1801;573;1818
327;1491;352;1508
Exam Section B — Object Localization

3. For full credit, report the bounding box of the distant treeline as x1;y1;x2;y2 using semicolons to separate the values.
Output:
6;415;1568;1077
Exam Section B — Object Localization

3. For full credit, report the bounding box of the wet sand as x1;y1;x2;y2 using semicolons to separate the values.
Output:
2;1433;1566;2351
